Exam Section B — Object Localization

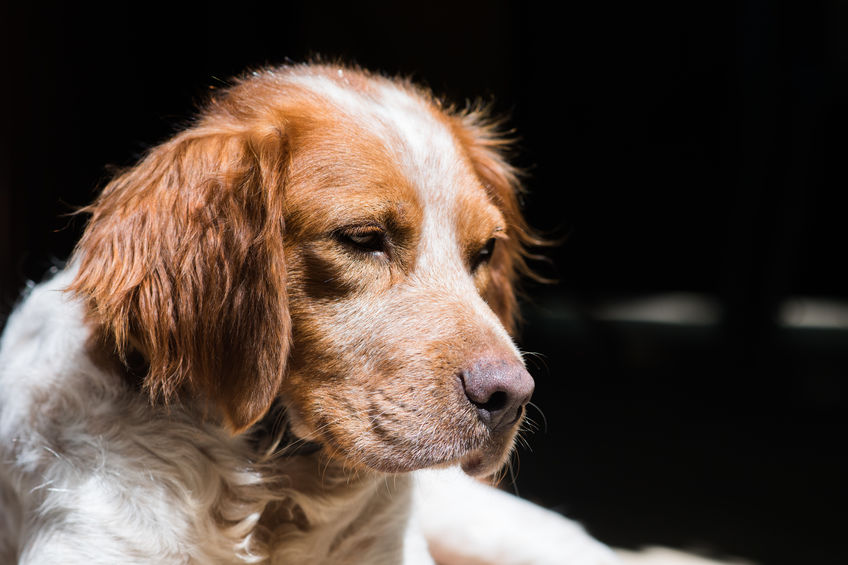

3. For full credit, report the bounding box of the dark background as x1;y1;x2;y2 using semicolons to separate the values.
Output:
1;2;846;564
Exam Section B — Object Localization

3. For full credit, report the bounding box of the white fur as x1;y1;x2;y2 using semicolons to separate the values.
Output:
415;468;619;565
615;548;754;565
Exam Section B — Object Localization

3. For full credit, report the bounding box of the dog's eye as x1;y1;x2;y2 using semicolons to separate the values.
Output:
471;238;497;271
336;226;387;254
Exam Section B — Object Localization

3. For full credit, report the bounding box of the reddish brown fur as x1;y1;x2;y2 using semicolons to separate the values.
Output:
70;64;541;475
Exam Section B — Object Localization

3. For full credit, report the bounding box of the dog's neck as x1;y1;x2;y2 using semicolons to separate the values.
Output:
259;453;415;564
241;406;414;562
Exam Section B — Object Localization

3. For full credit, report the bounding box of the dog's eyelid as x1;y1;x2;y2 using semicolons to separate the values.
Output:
471;236;498;272
334;224;388;254
480;237;497;255
491;227;508;242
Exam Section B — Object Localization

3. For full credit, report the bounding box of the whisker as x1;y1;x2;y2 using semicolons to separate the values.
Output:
519;350;550;374
508;452;521;495
526;402;548;433
520;414;541;433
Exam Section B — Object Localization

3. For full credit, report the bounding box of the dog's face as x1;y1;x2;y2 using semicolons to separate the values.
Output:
71;66;537;477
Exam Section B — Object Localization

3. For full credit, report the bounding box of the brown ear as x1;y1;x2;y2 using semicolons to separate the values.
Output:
451;108;546;334
70;125;290;432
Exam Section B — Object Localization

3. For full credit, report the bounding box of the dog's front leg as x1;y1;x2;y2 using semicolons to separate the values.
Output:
411;467;619;565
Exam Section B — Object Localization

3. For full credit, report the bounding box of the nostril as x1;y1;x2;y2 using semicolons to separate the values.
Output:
471;390;508;414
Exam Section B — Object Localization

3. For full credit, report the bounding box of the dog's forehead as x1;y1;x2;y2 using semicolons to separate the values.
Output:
291;71;479;209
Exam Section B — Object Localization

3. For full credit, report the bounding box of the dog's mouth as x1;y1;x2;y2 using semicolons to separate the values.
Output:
249;402;324;457
273;396;522;479
457;413;522;478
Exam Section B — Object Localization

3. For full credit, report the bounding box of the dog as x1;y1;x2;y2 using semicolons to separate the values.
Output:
0;63;619;564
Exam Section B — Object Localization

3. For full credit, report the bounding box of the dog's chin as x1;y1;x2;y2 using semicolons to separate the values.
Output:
458;449;510;478
283;432;514;478
333;447;512;478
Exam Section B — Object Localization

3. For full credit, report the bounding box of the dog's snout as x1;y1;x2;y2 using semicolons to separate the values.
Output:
460;356;534;432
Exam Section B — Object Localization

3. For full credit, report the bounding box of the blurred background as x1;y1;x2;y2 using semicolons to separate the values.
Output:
1;1;846;563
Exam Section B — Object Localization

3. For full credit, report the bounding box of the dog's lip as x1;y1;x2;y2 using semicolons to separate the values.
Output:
281;390;513;474
502;405;525;429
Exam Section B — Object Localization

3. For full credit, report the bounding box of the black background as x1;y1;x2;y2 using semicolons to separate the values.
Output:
1;2;846;564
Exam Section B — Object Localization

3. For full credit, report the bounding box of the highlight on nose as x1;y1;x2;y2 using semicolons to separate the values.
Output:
459;356;535;432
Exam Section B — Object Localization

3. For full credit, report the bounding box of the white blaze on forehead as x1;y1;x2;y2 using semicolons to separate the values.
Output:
370;83;470;276
288;70;468;245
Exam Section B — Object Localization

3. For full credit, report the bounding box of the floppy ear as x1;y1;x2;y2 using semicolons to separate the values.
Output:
70;125;289;433
451;109;546;335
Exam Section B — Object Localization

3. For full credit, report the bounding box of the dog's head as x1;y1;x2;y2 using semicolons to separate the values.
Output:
71;65;540;477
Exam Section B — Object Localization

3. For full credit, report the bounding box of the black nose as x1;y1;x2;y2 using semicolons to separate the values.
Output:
460;356;534;432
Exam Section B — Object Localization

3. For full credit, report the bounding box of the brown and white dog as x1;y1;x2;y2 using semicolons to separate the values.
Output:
0;64;618;564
